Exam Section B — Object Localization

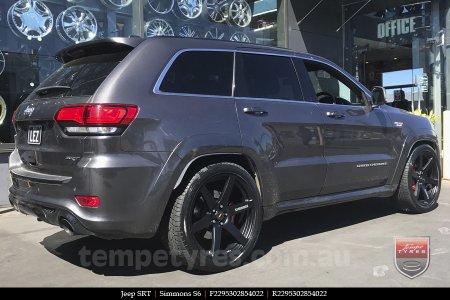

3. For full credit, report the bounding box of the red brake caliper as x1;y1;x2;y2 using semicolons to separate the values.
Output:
412;164;417;191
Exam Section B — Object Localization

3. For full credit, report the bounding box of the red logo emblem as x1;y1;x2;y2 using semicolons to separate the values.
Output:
395;237;430;279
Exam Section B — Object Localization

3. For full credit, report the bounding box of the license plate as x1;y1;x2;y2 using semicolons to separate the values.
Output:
28;125;42;145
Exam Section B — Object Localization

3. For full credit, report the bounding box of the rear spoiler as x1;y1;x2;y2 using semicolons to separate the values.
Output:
56;37;145;64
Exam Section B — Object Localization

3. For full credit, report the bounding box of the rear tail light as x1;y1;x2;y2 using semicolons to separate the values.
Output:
55;104;138;136
75;196;100;208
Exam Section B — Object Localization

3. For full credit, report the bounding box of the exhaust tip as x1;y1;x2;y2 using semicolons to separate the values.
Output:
59;218;75;236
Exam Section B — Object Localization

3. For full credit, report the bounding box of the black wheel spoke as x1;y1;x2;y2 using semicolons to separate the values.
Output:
226;200;253;216
419;155;424;170
411;171;419;180
191;215;211;233
218;176;235;206
211;224;222;255
425;177;439;186
223;222;248;245
201;186;216;210
420;184;430;201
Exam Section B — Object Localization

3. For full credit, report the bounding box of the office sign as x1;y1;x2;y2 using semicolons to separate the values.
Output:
377;17;420;39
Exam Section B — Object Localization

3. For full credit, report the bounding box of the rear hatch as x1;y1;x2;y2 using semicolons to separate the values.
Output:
13;38;143;176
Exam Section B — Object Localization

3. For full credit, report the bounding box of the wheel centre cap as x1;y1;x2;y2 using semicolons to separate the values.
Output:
214;211;226;221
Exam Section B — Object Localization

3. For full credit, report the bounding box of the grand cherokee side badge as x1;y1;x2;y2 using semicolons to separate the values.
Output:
394;121;404;127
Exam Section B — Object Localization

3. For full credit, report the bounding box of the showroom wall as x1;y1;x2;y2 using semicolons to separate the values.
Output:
0;0;281;147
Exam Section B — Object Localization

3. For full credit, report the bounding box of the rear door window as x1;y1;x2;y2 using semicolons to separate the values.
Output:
159;51;234;97
234;53;302;101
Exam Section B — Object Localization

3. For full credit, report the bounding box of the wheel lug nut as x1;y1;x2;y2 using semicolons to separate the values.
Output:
220;205;223;208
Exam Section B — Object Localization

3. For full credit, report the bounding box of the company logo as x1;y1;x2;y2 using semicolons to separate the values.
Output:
394;237;430;279
23;105;35;117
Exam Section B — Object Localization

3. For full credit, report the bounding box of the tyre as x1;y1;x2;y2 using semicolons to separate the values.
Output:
167;163;262;272
395;144;441;213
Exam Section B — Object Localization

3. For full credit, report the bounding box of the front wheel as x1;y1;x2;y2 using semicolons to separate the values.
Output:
167;163;263;272
395;144;441;213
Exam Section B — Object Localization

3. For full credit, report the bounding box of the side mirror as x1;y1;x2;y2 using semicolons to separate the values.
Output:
371;86;386;107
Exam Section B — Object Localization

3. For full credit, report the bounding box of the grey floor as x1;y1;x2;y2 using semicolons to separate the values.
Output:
1;182;449;287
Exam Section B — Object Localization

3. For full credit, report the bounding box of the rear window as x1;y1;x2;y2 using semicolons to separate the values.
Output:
32;52;127;98
159;51;234;97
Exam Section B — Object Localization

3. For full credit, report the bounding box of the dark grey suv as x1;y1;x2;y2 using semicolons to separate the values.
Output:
9;37;441;272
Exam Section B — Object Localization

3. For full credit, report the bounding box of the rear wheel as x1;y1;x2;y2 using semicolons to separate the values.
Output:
167;163;262;272
395;144;441;213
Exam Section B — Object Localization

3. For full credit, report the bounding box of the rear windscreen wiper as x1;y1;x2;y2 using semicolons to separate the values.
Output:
35;86;71;97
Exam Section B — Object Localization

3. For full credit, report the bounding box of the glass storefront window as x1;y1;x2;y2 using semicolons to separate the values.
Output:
0;0;282;147
351;2;434;113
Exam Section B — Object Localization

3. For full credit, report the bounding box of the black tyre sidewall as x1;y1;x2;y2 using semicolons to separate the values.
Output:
170;163;263;272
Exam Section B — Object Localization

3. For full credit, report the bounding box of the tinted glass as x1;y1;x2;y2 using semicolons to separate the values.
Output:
33;52;125;98
160;51;234;96
235;53;302;101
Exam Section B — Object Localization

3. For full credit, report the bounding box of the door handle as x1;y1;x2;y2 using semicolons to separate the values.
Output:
243;107;268;116
326;112;345;119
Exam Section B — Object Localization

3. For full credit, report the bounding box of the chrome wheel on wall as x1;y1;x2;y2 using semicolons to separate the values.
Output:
166;163;262;272
56;6;97;44
230;32;250;43
228;0;252;27
147;0;174;15
206;0;229;23
0;51;5;76
145;19;174;37
174;0;203;20
396;144;441;213
100;0;133;10
179;25;198;38
204;27;225;40
7;0;53;41
0;95;7;126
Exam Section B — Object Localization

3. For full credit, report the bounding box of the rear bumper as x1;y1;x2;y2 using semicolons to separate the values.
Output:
9;149;179;239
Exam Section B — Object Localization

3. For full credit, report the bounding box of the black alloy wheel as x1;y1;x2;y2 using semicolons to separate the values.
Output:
397;144;441;213
167;163;262;272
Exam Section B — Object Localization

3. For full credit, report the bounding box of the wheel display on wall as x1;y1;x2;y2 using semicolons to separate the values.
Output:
100;0;133;10
56;6;97;44
228;0;252;27
230;32;250;43
204;27;224;40
0;51;5;76
0;95;7;126
179;25;198;38
7;0;54;41
206;0;229;23
173;0;203;20
147;0;174;15
145;19;174;37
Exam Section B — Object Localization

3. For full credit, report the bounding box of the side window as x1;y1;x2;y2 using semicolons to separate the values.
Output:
159;51;233;96
235;53;302;101
301;60;365;106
